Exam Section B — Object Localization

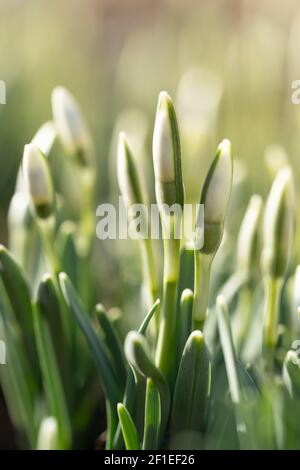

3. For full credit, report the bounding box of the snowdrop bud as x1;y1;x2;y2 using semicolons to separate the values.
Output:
117;132;144;207
293;265;300;314
153;91;184;208
23;144;54;219
200;139;233;254
237;195;263;278
32;121;57;157
37;416;58;450
261;166;295;279
51;87;94;167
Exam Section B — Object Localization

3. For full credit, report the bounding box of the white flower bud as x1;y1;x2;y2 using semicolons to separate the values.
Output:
37;416;58;450
117;132;144;207
152;91;184;208
237;195;263;277
23;143;54;218
202;139;232;225
51;87;94;167
199;139;233;255
32;121;57;157
262;166;295;278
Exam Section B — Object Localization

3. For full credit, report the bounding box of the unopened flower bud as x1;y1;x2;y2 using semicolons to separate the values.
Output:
153;91;184;209
22;144;54;219
200;139;233;254
261;166;295;279
51;87;94;167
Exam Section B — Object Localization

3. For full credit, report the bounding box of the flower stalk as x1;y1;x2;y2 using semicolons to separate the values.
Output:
262;167;295;356
192;139;233;329
152;92;184;387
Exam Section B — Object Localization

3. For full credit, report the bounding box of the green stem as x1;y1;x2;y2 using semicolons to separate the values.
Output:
38;217;60;274
155;216;180;388
78;169;95;256
235;285;252;352
141;238;158;331
263;276;283;357
192;251;212;331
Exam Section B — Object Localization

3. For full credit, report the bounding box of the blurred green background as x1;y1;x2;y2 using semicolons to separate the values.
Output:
1;0;300;449
1;0;300;241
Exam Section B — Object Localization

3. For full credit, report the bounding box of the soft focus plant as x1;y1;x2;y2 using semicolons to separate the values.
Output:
1;87;300;451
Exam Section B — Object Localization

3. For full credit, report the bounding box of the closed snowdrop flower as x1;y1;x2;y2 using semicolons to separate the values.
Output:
117;132;144;208
22;143;54;219
236;194;263;279
200;138;233;255
262;166;295;279
152;91;184;208
37;416;58;450
51;86;94;167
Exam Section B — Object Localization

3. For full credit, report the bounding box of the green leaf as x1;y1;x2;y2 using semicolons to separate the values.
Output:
139;299;160;335
96;303;127;388
56;221;78;286
171;330;211;435
124;331;170;442
0;297;37;447
33;299;71;449
59;273;123;409
37;274;65;364
142;378;161;450
112;300;160;449
178;289;193;356
0;244;38;367
216;295;254;449
117;403;140;450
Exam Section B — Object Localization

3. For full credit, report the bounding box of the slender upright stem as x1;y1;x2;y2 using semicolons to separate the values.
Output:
141;238;159;329
263;276;283;359
192;251;212;331
38;217;60;274
78;168;95;256
155;215;180;387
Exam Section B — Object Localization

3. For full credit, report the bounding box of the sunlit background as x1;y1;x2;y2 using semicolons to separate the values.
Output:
1;0;300;448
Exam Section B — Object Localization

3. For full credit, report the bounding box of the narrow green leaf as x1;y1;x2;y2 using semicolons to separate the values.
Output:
125;331;170;442
178;289;193;356
33;300;71;449
171;330;211;435
117;403;140;450
139;299;160;335
216;295;252;449
0;245;38;367
37;274;65;365
56;221;78;286
96;303;127;388
59;273;123;408
142;378;161;450
112;300;160;449
0;299;37;446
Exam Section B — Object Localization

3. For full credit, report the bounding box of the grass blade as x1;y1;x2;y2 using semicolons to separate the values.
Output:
142;378;161;450
171;330;211;436
59;273;123;408
33;300;71;449
117;403;140;450
96;303;127;388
